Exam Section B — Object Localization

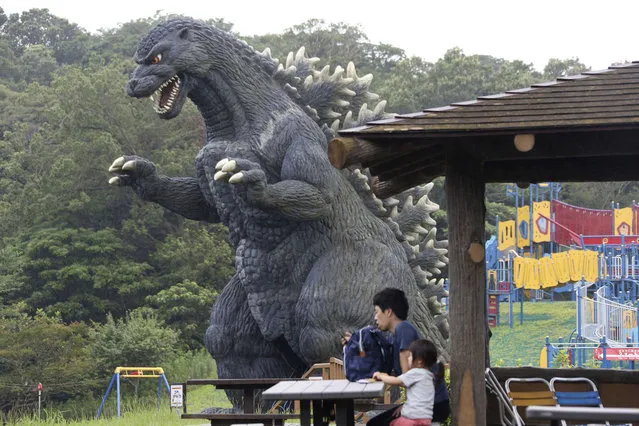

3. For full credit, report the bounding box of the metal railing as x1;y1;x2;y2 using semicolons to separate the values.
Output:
578;284;638;345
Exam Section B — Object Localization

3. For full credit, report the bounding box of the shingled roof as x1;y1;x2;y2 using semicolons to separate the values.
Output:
341;62;639;138
332;62;639;198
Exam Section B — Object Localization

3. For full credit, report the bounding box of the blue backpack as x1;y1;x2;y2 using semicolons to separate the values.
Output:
343;326;394;381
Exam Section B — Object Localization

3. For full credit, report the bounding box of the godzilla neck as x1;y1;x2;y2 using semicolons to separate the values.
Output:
190;78;239;141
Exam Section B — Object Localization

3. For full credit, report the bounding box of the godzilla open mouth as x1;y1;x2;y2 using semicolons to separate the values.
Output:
152;74;182;115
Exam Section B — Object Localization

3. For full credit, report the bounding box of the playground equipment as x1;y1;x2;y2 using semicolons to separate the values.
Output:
96;367;173;418
487;183;639;368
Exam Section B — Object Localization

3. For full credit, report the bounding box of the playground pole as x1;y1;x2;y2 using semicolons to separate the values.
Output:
116;372;121;417
509;291;513;328
96;373;117;419
520;288;524;325
529;186;534;257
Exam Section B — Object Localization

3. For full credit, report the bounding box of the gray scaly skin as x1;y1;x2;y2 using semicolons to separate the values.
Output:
109;18;449;387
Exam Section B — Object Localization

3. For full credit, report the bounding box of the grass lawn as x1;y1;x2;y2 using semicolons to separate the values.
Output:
12;385;232;425
489;300;576;367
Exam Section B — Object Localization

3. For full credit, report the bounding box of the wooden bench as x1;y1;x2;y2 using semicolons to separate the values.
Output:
180;378;302;426
181;412;295;426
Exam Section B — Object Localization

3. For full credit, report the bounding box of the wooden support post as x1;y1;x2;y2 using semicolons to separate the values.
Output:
446;154;487;426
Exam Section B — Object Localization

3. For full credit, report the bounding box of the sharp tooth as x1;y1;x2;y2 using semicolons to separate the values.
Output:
150;95;155;101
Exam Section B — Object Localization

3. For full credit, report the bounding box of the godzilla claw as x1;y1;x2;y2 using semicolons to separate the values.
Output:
214;158;265;186
109;156;125;172
122;160;136;171
221;160;238;173
107;155;158;189
214;171;230;181
215;158;230;170
229;172;244;184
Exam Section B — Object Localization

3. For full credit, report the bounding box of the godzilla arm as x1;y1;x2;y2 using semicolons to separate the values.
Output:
109;155;219;223
217;140;336;221
150;175;219;222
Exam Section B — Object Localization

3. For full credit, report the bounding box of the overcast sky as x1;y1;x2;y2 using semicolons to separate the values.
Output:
3;0;637;72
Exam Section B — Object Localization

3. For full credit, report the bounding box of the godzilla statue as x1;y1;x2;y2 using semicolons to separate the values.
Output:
108;18;450;382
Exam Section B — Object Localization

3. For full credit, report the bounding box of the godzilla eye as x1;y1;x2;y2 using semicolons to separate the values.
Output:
151;54;162;64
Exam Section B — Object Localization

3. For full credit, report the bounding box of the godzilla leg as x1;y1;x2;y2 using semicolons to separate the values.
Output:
295;241;417;365
205;274;305;406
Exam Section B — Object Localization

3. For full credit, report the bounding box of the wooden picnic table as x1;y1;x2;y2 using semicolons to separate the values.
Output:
262;379;385;426
526;405;639;423
180;378;304;426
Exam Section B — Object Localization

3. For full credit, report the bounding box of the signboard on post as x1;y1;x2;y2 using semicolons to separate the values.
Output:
170;384;183;408
37;382;43;418
594;347;639;361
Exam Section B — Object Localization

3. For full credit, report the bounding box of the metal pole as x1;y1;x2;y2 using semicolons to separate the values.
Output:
97;374;117;419
530;187;534;256
509;290;514;328
116;373;121;418
520;288;524;325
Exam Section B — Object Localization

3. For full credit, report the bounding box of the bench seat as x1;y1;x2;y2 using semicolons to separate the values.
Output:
181;412;299;426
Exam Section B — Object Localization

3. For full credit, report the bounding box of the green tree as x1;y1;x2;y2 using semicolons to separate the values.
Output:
543;57;589;79
246;19;393;76
1;227;152;322
0;8;89;65
424;48;542;107
90;311;180;376
19;45;58;85
144;280;218;348
150;222;234;292
375;56;433;113
0;305;95;413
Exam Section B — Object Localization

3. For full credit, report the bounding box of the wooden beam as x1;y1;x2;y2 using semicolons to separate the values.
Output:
375;153;445;182
328;136;436;169
484;154;639;182
446;154;486;426
372;169;443;199
476;129;639;162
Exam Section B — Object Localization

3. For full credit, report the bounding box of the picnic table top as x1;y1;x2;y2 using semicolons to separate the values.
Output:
261;379;385;400
185;378;305;388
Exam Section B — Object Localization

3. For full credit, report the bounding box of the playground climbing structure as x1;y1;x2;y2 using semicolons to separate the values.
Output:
486;183;639;367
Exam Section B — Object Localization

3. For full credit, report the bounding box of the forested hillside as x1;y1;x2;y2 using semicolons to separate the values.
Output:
0;7;633;419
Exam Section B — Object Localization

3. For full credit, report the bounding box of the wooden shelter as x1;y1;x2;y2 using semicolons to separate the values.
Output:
331;62;639;425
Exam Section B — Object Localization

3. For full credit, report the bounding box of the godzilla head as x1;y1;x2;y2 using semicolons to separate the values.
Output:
126;19;206;120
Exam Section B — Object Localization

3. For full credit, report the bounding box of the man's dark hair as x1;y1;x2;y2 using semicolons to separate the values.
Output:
373;287;409;320
409;339;438;369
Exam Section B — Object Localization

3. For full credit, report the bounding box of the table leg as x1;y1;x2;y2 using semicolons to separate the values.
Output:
242;388;254;413
300;400;312;426
335;399;354;426
312;399;331;426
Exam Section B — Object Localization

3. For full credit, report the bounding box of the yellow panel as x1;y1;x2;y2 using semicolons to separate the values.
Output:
540;347;548;368
539;257;558;288
532;201;551;243
568;250;585;282
509;391;555;399
513;256;525;288
583;250;600;282
517;206;531;248
551;251;571;283
615;207;633;235
511;397;557;406
498;220;516;251
523;258;541;289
